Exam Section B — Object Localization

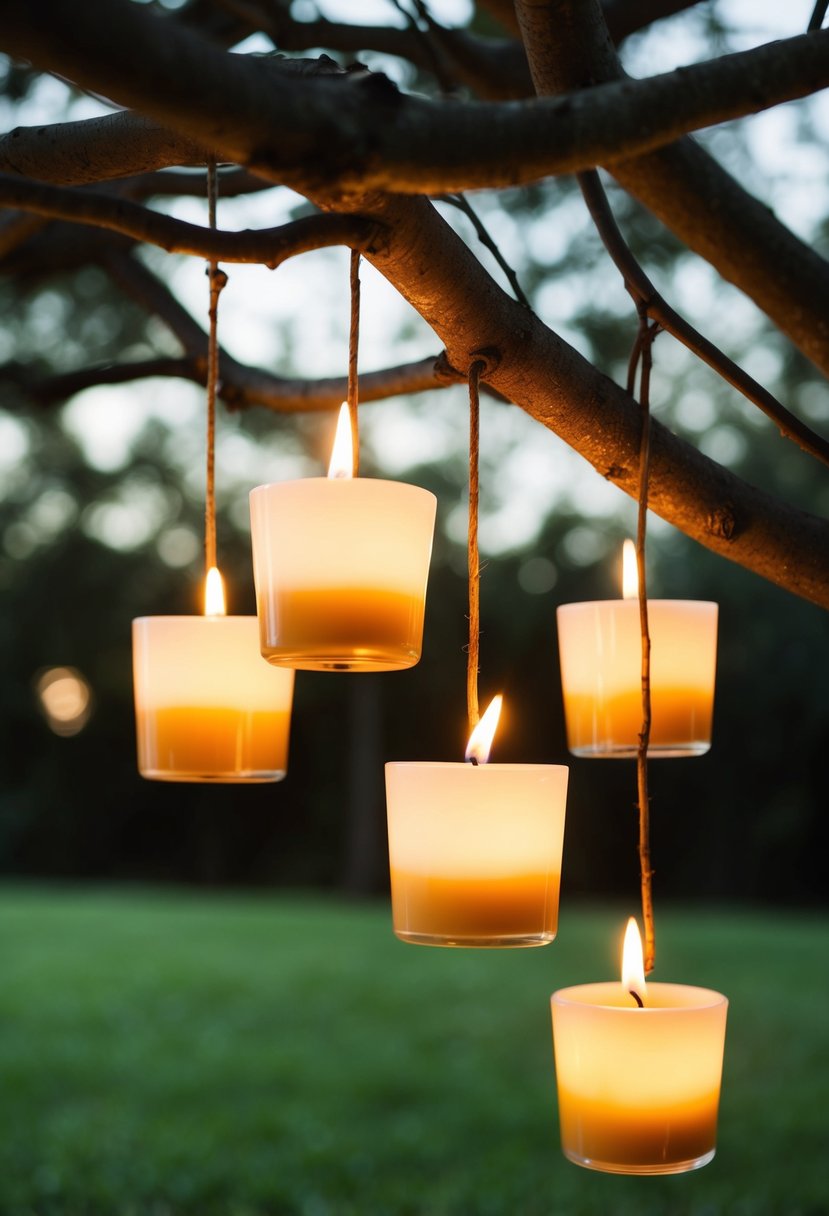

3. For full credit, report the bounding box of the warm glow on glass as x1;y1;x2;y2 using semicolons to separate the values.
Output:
35;666;93;736
622;539;638;600
465;694;503;764
622;916;647;1005
204;566;226;616
327;402;353;480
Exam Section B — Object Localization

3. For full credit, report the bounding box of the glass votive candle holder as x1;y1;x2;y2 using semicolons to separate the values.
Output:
132;615;294;782
249;478;437;672
551;982;728;1175
385;761;568;947
556;599;718;757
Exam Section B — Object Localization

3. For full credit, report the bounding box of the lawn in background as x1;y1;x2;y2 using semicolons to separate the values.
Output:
1;887;827;1216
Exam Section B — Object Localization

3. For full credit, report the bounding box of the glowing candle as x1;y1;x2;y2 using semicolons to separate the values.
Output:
385;696;568;947
556;541;718;757
249;404;436;672
551;918;728;1175
132;568;294;782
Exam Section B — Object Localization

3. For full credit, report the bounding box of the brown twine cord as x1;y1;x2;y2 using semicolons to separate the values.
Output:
632;308;660;975
347;249;361;478
467;359;485;734
204;158;227;577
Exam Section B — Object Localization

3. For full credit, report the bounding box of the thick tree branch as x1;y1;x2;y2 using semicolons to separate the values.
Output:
602;0;703;43
0;175;383;264
577;170;829;467
612;141;829;379
348;192;829;609
6;0;828;383
1;0;827;608
0;112;205;185
475;0;702;42
3;1;828;196
0;210;46;258
117;167;274;199
514;0;829;377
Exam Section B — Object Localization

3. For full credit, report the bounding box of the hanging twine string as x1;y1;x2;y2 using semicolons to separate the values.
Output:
467;359;485;734
631;305;660;975
205;157;228;577
347;249;361;478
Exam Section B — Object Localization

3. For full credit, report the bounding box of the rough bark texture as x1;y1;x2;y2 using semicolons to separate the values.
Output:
3;2;828;198
515;0;829;377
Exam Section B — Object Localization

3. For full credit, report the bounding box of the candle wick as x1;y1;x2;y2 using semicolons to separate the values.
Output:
468;756;479;766
629;989;644;1009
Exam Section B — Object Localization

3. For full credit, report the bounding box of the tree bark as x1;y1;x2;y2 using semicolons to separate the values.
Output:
514;0;829;377
3;1;827;197
0;0;827;606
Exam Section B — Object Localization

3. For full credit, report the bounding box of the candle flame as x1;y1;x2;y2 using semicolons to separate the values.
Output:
465;694;503;764
622;539;639;600
327;402;353;479
204;566;226;616
622;916;647;1005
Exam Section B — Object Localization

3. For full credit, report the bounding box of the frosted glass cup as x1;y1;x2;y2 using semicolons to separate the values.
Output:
552;982;728;1175
556;600;718;758
250;478;437;672
385;761;568;947
133;615;294;782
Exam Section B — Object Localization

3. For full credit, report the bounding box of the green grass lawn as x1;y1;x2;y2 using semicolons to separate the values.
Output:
0;887;827;1216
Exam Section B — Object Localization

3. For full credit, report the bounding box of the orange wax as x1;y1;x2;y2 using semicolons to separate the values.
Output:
557;1089;720;1173
259;587;425;672
563;687;713;757
390;869;560;946
135;707;290;782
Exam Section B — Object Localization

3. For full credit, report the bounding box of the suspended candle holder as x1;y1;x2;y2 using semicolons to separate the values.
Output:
249;404;436;672
133;569;294;782
551;918;728;1175
385;695;569;947
556;540;718;757
132;161;294;782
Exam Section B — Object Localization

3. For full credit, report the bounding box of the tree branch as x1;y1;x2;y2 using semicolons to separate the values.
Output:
0;174;383;265
0;111;205;185
603;0;703;43
4;1;828;197
348;191;829;609
2;0;828;608
1;352;460;412
440;193;530;308
103;249;207;354
577;170;829;468
116;166;275;199
513;0;829;378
